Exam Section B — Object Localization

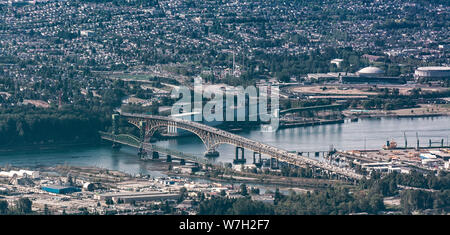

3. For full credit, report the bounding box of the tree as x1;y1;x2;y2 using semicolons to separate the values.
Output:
368;193;385;214
179;187;187;202
0;200;8;214
16;198;32;214
274;188;282;205
105;198;114;205
44;204;50;215
240;184;248;196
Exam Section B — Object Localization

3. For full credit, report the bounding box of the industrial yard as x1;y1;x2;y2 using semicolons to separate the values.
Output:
0;164;284;215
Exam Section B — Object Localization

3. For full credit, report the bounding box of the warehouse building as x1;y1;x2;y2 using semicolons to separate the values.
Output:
95;191;180;203
414;66;450;80
41;185;81;194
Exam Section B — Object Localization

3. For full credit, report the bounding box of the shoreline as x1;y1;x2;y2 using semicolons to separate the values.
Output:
0;141;104;153
0;113;448;152
356;113;448;119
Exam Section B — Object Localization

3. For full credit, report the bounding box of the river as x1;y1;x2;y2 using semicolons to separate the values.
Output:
0;116;449;176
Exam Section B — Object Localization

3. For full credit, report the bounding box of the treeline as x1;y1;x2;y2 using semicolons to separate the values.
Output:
199;197;274;215
360;171;450;214
400;190;449;214
0;105;111;146
198;187;385;215
274;187;384;215
360;170;450;194
198;171;450;215
0;198;33;215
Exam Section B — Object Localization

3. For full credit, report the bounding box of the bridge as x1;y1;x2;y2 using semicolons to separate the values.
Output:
100;131;213;165
104;111;363;180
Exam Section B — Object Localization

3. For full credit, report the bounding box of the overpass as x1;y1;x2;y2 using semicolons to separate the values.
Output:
109;111;363;180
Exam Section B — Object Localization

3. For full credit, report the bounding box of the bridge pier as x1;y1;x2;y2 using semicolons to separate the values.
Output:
233;147;246;164
138;147;147;159
270;158;279;169
180;159;186;165
253;152;262;168
152;151;159;160
166;155;172;163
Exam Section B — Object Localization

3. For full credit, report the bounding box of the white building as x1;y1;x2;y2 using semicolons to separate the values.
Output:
414;66;450;80
356;67;385;77
330;59;344;68
0;169;40;179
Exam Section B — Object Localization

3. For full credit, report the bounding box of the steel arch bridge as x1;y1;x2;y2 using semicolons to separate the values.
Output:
116;111;363;180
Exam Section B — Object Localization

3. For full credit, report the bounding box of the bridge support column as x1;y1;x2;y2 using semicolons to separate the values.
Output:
233;147;246;164
166;155;172;163
112;114;120;135
138;147;147;159
111;114;122;149
180;159;186;165
270;158;279;169
139;121;146;143
253;152;262;168
152;151;159;160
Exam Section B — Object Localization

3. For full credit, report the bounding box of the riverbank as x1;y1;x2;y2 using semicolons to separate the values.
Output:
343;104;450;120
0;141;104;153
279;119;344;129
